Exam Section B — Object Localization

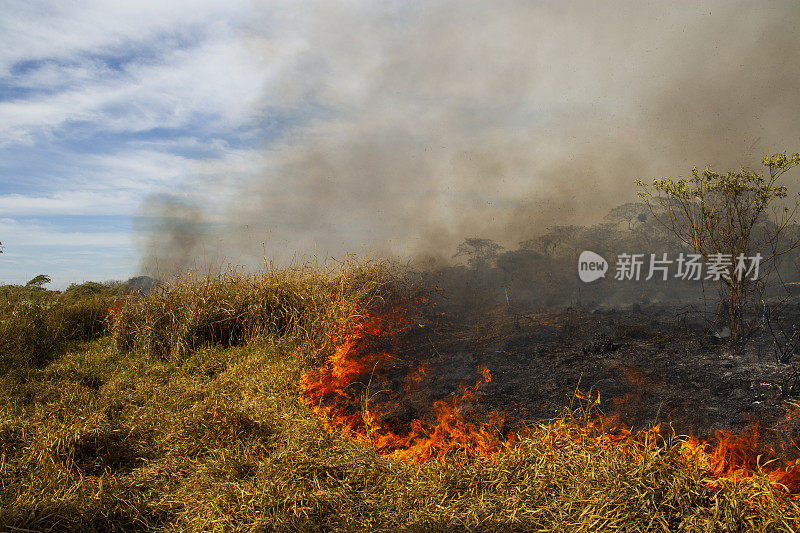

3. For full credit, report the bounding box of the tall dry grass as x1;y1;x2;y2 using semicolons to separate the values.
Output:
2;339;797;531
109;260;412;364
1;262;799;531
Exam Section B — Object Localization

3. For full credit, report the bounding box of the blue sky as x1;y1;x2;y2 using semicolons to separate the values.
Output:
2;1;797;287
0;0;274;287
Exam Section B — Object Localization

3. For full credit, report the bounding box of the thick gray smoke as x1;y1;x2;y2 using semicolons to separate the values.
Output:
139;0;800;276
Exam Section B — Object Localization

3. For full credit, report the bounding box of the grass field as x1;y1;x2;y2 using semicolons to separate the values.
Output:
1;264;799;532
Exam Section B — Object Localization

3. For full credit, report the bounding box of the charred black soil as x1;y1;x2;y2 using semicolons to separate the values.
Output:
363;301;800;453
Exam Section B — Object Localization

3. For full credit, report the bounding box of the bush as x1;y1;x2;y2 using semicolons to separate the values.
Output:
110;262;410;363
0;297;61;367
0;285;117;369
54;295;112;342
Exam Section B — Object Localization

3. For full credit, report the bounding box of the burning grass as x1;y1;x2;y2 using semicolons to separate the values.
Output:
299;295;800;501
299;302;514;462
2;263;800;531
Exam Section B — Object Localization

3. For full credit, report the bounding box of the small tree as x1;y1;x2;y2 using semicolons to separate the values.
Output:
454;238;503;269
636;152;800;340
524;225;582;257
26;274;51;288
605;202;650;230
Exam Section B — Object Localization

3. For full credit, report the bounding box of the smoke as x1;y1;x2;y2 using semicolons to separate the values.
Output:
139;0;800;276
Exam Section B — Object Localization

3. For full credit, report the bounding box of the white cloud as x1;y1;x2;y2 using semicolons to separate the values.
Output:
0;1;277;282
0;31;268;145
0;217;130;248
0;192;132;216
0;0;252;75
0;144;266;217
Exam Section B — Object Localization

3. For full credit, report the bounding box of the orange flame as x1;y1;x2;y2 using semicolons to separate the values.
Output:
299;304;509;461
300;301;800;496
106;296;130;323
680;424;800;493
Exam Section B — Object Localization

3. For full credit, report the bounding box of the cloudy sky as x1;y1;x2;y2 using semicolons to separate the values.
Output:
2;1;799;286
0;0;270;286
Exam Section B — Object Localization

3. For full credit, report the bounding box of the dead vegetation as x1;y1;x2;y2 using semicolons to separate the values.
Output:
1;262;799;531
109;261;409;366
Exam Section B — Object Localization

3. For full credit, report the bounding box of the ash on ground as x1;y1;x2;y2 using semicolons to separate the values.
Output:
381;301;800;451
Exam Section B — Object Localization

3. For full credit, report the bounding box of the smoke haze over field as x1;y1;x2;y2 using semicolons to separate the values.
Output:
139;0;800;276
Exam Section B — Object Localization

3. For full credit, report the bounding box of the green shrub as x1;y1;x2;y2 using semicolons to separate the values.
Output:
0;284;117;369
2;298;60;366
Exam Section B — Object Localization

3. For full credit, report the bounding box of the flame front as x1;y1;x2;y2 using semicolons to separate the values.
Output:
300;302;800;497
680;424;800;493
299;304;509;461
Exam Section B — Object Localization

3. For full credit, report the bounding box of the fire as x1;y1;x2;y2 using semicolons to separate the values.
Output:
300;300;800;497
299;303;510;461
369;368;507;461
106;296;130;323
680;424;800;494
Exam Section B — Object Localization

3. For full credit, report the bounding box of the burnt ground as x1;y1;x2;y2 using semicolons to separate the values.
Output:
364;301;800;452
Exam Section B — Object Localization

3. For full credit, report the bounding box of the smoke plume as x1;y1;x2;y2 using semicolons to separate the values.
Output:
139;0;800;276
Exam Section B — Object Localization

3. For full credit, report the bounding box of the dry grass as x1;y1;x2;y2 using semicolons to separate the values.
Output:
1;263;799;531
109;261;408;365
